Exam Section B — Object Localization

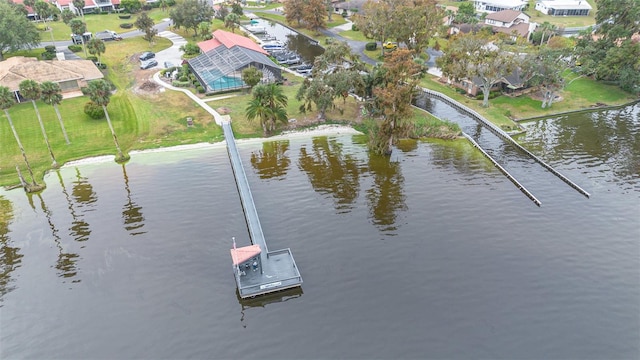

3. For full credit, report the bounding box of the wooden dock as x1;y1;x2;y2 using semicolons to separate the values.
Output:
222;122;303;298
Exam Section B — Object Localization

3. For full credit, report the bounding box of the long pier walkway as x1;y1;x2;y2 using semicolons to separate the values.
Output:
222;122;303;299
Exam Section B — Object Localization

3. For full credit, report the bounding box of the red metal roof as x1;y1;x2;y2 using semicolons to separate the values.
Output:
230;244;261;266
197;29;268;55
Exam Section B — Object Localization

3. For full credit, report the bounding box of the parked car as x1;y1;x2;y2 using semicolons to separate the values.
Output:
383;41;398;50
163;61;175;69
140;59;158;69
139;51;155;61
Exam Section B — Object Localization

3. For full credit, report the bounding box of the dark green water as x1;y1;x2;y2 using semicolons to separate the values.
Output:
1;104;638;359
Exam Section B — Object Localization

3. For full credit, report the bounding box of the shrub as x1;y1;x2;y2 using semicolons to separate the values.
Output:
166;0;176;5
196;85;205;93
351;24;358;31
87;56;98;63
119;14;131;19
365;42;377;51
475;91;501;100
96;62;107;69
42;52;56;60
201;33;213;40
84;101;104;119
325;37;333;45
120;23;134;29
172;80;191;87
68;45;82;52
44;45;56;53
179;76;188;82
180;43;201;56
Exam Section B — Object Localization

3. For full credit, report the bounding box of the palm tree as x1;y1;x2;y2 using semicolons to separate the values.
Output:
72;0;84;17
0;86;38;187
245;97;271;135
538;22;557;45
224;13;240;33
40;81;70;145
86;38;105;63
245;83;288;136
34;1;59;47
84;79;126;161
69;18;88;57
19;80;58;168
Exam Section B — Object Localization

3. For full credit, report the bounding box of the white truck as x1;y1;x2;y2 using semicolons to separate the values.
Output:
95;30;122;41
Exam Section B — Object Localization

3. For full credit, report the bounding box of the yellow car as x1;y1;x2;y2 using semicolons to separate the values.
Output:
383;41;398;50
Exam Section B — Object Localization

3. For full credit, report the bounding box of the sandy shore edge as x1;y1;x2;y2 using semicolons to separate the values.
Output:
62;125;362;167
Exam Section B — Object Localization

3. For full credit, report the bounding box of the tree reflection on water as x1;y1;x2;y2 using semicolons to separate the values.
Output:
250;140;291;180
0;196;22;299
36;192;80;282
366;154;407;234
70;168;95;242
298;137;362;213
121;164;145;236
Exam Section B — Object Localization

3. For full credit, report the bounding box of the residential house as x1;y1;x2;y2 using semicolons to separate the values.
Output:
534;0;592;16
333;0;367;17
472;0;527;13
188;29;282;94
50;0;119;14
485;10;536;39
442;68;526;97
0;56;104;101
9;0;37;20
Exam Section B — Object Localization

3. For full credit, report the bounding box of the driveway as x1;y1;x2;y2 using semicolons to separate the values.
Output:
150;30;187;69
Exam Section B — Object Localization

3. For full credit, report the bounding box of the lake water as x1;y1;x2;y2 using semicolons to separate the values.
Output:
1;103;639;359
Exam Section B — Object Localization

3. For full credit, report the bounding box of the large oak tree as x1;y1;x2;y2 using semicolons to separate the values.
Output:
0;1;40;61
437;33;516;107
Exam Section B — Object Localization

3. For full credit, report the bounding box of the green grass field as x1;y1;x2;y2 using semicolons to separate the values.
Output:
0;37;220;187
37;8;173;42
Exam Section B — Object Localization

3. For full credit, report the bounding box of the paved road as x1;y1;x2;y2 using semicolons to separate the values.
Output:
42;19;175;61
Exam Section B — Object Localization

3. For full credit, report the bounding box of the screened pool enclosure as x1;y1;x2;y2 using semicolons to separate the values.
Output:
187;46;282;93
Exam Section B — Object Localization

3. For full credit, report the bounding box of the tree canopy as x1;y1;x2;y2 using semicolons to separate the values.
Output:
0;1;40;61
354;0;441;55
574;0;640;93
283;0;326;32
169;0;214;36
437;34;516;107
135;12;158;44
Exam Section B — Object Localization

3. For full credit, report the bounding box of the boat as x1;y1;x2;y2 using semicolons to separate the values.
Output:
280;54;301;65
261;41;286;51
246;25;267;34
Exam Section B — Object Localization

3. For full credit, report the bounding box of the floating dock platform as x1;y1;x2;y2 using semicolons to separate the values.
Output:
223;122;303;298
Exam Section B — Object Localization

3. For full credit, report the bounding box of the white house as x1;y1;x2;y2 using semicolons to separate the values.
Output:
473;0;527;13
484;10;535;38
534;0;592;16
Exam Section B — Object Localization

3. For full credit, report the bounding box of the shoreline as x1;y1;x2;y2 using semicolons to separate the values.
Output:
61;124;362;167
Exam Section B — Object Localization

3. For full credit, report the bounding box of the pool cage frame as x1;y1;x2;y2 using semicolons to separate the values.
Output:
187;45;282;94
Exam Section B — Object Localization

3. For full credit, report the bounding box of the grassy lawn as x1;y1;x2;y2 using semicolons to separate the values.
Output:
419;70;637;127
37;9;173;42
0;36;220;188
338;29;369;42
205;80;362;138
